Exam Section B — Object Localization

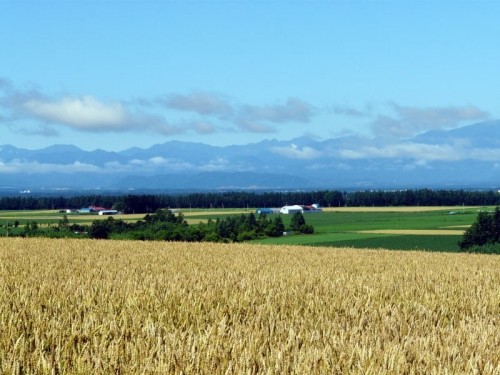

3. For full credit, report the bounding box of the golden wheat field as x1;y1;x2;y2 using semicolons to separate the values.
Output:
0;238;499;374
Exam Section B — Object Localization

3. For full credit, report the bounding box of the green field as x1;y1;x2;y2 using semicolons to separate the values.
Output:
0;211;143;225
252;208;486;252
0;206;490;252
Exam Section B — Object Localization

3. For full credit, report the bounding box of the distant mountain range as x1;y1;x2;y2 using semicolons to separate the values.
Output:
1;120;499;193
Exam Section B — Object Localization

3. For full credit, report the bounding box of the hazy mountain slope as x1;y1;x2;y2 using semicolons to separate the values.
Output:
1;121;499;191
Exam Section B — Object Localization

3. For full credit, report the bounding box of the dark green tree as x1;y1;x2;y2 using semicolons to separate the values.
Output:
23;221;39;236
459;209;498;250
290;212;306;232
493;207;500;243
89;218;116;239
58;214;70;230
112;201;126;212
264;216;285;237
30;221;39;231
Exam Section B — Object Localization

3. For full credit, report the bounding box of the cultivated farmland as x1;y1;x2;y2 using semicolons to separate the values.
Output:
0;206;491;251
1;238;498;374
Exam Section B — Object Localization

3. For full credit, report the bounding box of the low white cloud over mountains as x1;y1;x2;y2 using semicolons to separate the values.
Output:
0;121;499;191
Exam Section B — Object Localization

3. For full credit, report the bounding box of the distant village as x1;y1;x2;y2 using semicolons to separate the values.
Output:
257;204;322;215
60;206;119;216
61;204;323;216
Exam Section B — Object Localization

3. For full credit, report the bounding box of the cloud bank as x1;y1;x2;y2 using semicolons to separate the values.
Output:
271;144;322;159
0;78;493;157
372;104;489;137
241;98;313;124
0;82;315;140
162;91;233;116
24;96;129;130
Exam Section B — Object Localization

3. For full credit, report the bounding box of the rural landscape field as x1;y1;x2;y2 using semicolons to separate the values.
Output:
0;205;491;252
0;237;498;374
4;0;500;373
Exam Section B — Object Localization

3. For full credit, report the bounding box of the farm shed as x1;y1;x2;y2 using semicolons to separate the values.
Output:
98;210;118;216
280;205;304;214
280;204;322;214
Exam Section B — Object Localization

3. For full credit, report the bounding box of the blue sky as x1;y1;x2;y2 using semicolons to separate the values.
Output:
1;0;499;151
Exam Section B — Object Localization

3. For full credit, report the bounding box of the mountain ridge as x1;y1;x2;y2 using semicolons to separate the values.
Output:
1;120;499;191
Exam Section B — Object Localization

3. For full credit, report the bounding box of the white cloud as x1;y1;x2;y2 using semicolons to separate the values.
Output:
237;120;275;133
0;156;200;175
24;96;128;129
21;95;188;136
372;104;490;137
241;98;313;123
271;144;322;159
21;125;60;137
162;91;233;116
0;160;101;174
105;157;194;172
307;162;352;170
1;79;321;138
0;83;189;136
191;121;217;134
153;123;185;135
339;142;500;163
128;159;146;166
467;147;500;161
340;143;459;161
330;105;370;118
394;104;488;128
149;156;169;165
198;157;230;172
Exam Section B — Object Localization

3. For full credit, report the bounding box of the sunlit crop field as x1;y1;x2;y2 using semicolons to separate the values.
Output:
1;238;499;374
322;206;480;212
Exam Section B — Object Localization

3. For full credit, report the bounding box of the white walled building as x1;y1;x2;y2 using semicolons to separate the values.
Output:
280;205;304;214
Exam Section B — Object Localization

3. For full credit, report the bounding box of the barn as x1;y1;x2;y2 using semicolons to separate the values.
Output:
279;205;304;214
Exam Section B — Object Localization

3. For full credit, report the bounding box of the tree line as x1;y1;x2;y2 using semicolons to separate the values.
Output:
20;210;313;243
1;189;499;212
459;207;500;254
